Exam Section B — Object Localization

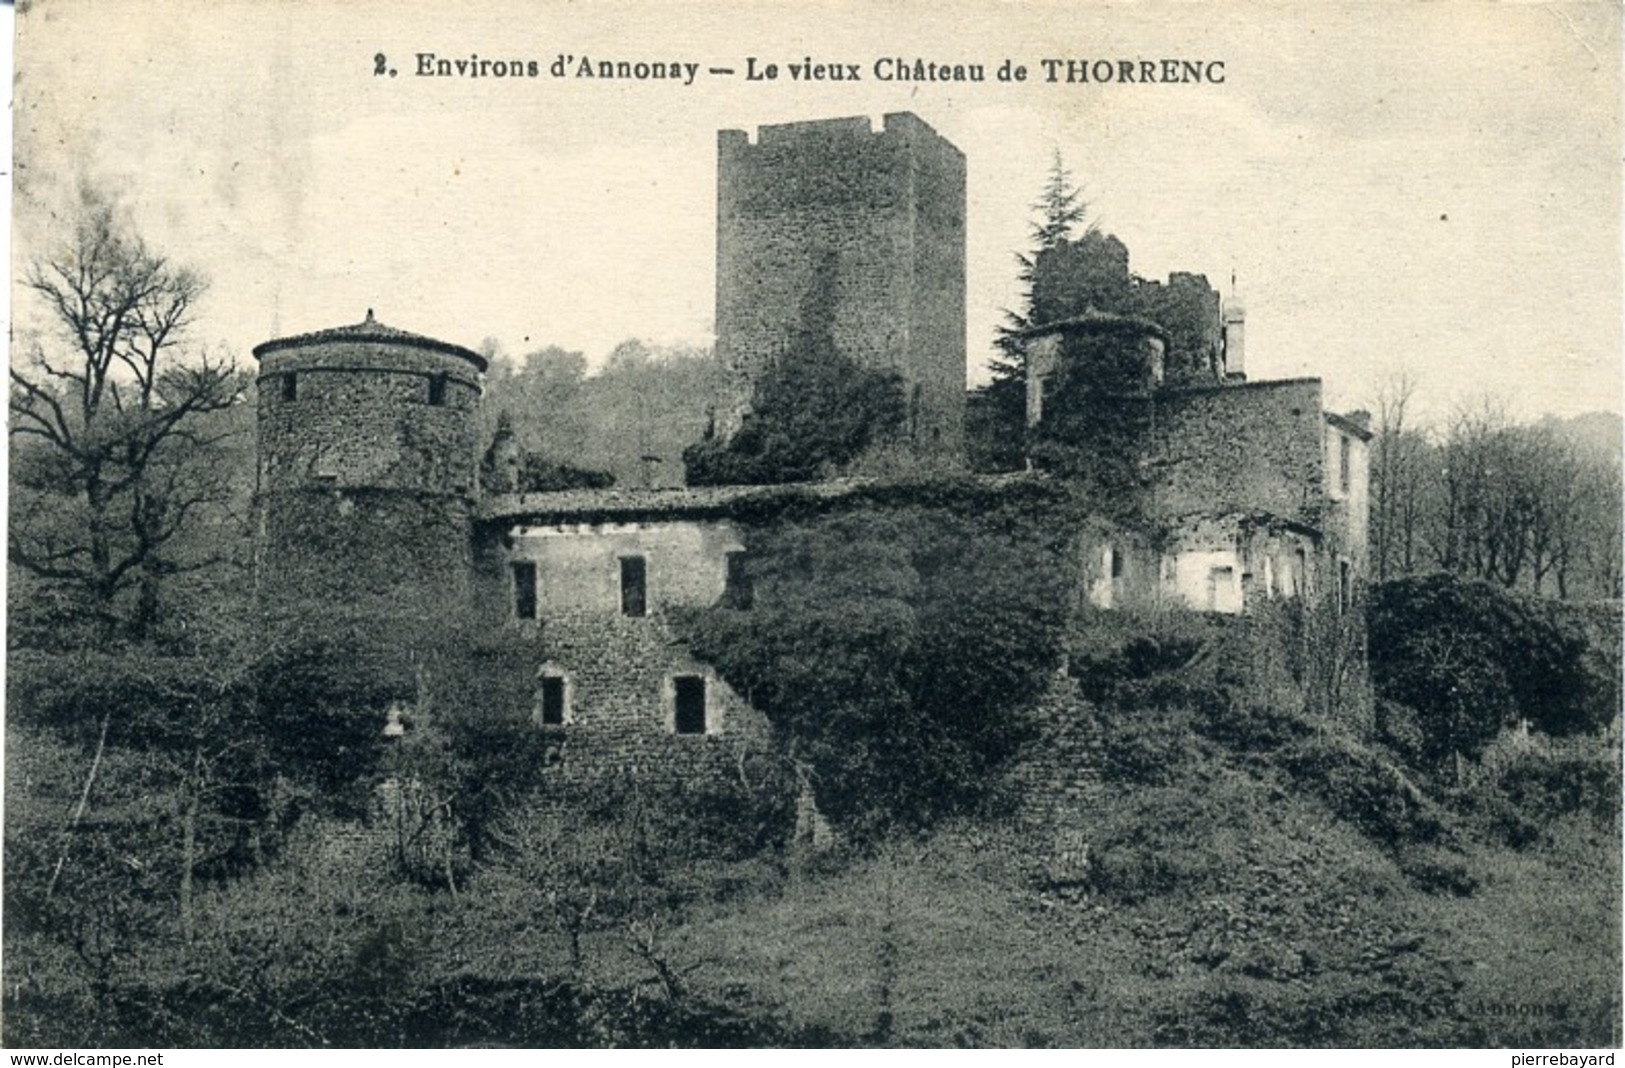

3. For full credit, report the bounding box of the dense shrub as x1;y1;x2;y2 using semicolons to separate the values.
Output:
514;453;616;492
1071;608;1316;762
1196;698;1314;756
1463;736;1622;847
1492;747;1621;828
1282;736;1448;847
1069;608;1216;706
680;497;1072;833
1095;706;1200;786
1373;697;1429;765
1085;787;1228;903
1368;575;1619;771
684;259;905;486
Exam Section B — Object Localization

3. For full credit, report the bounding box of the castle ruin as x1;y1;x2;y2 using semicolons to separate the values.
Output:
714;113;966;463
252;111;1370;784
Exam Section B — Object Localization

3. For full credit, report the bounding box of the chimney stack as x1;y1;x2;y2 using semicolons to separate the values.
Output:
1223;298;1246;382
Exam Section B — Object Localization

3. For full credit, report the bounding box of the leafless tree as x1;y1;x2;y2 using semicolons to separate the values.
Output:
10;186;242;640
1371;373;1432;581
1575;456;1623;598
1413;396;1621;598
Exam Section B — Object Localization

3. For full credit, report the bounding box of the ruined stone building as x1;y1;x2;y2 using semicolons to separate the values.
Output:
1017;236;1371;617
715;113;966;463
252;111;1368;775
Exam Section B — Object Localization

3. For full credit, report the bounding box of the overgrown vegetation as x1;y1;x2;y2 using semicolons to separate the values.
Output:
1368;573;1620;775
7;185;1618;1049
679;488;1076;833
684;249;906;486
480;411;615;493
974;150;1093;473
478;338;727;490
1037;593;1619;1045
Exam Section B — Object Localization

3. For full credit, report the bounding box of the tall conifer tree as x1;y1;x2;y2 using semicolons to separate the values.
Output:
972;151;1091;470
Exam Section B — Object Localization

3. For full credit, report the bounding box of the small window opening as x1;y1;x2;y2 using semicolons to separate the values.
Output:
282;372;298;402
673;675;707;735
536;675;566;726
724;550;753;609
620;555;647;617
1338;434;1351;495
1339;559;1353;614
1110;545;1125;578
428;373;448;407
512;561;537;620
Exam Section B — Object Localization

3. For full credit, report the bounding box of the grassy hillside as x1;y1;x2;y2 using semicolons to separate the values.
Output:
7;575;1618;1047
662;684;1619;1047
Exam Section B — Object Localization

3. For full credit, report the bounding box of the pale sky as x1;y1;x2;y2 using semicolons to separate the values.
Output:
13;0;1622;422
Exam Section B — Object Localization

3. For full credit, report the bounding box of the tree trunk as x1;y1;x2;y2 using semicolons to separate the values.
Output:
181;786;199;945
46;709;112;899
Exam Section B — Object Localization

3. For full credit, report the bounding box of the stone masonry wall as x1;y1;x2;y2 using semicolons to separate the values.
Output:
256;337;481;615
997;675;1105;885
1321;418;1371;571
1032;236;1223;385
260;488;473;613
715;112;966;462
469;514;772;789
1149;379;1327;526
1130;272;1223;384
257;340;481;496
531;609;775;790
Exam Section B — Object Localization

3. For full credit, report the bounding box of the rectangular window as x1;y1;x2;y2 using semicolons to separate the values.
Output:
1110;545;1125;578
673;675;706;735
620;555;647;617
724;550;753;609
1339;434;1351;495
512;561;537;620
282;372;298;402
428;373;448;407
1339;559;1353;614
537;676;566;726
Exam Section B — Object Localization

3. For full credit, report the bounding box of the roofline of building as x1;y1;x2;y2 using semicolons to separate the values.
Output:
1161;375;1323;398
1325;410;1375;442
253;324;488;372
1159;509;1325;541
478;471;1055;524
721;111;962;157
1014;310;1171;343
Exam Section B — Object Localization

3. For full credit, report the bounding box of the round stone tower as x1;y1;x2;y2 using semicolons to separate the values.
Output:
252;311;486;622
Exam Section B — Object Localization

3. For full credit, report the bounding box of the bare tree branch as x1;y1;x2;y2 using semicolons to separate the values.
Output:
10;184;242;639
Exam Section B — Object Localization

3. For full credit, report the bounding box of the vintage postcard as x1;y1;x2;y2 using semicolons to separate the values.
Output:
7;0;1620;1052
